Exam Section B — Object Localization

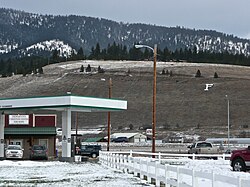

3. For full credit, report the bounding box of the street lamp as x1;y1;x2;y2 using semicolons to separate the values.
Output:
107;78;112;151
225;95;230;150
135;44;157;156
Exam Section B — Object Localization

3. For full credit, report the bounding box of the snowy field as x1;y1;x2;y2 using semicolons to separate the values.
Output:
0;159;250;187
0;160;147;187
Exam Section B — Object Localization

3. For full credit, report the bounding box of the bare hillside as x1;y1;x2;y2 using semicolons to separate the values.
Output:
1;60;250;140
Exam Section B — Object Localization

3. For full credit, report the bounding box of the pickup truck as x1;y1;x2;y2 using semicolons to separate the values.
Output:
230;146;250;172
187;141;221;154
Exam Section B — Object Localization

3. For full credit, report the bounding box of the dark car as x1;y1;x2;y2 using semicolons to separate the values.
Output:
112;137;129;143
30;145;48;160
80;144;101;158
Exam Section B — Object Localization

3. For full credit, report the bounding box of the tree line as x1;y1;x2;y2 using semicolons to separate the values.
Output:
1;42;250;77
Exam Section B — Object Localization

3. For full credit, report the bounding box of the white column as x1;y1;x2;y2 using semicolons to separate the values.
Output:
0;114;4;159
62;109;71;158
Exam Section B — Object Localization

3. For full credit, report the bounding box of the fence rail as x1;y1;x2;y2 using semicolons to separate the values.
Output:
99;151;250;187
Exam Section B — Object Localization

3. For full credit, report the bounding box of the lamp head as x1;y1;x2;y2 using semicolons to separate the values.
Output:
135;44;144;49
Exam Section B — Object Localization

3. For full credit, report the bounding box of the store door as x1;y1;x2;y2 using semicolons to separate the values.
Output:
39;139;48;148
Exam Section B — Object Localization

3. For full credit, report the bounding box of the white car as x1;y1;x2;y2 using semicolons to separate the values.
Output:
5;145;24;159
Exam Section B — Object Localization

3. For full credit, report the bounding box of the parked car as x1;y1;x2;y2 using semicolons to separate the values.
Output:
112;137;129;143
30;145;48;160
5;145;24;159
80;144;101;158
230;146;250;172
187;141;221;154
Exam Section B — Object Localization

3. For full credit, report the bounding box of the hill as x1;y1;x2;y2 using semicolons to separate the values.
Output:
0;60;250;140
0;8;250;58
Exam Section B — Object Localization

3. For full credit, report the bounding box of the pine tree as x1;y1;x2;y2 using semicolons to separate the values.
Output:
97;65;104;73
38;67;44;74
195;69;201;77
169;70;173;77
77;47;85;60
161;69;166;75
80;65;84;72
86;64;91;72
214;72;219;78
95;43;101;59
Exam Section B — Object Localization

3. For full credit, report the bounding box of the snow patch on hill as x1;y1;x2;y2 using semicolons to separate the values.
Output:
23;39;76;57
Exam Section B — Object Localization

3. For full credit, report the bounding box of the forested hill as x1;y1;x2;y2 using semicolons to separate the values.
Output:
0;8;250;58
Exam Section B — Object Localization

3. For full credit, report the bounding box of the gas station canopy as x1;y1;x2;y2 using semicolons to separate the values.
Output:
0;94;127;112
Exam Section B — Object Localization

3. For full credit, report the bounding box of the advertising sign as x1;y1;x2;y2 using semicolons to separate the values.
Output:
146;129;152;135
9;115;29;125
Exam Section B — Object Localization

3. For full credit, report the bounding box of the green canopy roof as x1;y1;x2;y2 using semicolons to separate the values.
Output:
84;137;103;142
4;127;56;135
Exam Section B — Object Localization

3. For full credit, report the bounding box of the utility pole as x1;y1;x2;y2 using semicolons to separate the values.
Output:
152;44;157;157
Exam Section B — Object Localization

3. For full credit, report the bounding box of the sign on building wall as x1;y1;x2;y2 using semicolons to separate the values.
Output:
146;129;152;135
9;115;29;125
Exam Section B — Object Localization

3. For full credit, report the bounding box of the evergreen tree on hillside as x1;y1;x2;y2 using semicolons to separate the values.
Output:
214;72;219;78
77;47;85;60
86;64;91;72
94;43;101;59
195;69;201;77
80;65;84;72
38;67;44;74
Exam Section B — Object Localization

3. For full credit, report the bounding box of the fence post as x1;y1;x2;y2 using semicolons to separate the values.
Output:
159;152;161;162
140;158;144;180
211;171;215;187
112;153;115;168
238;176;242;187
192;153;195;160
124;155;128;173
121;154;124;171
130;150;133;157
133;158;138;177
147;158;151;183
165;165;170;187
192;169;195;187
155;161;160;187
222;153;225;160
128;155;132;174
117;154;120;169
108;153;110;167
177;167;180;187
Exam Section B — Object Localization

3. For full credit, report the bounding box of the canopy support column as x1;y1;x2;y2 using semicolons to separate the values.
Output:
0;114;4;160
60;109;73;162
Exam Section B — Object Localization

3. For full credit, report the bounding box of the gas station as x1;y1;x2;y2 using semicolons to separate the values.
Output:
0;94;127;161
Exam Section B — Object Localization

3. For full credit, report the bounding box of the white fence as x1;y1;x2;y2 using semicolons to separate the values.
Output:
99;151;250;187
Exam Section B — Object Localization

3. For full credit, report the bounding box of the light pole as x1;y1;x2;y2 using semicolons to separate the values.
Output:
225;95;230;150
107;78;112;151
135;44;157;156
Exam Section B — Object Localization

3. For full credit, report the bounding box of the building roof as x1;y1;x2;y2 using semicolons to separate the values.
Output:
4;127;56;135
84;137;104;142
106;133;146;139
0;94;127;112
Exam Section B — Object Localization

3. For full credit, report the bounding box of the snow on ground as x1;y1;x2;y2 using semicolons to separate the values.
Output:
58;60;250;70
0;160;149;187
0;159;250;187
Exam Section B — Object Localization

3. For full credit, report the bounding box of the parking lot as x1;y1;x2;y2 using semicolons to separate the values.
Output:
0;160;147;187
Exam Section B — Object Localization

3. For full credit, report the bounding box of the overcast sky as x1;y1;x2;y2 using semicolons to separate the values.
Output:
1;0;250;39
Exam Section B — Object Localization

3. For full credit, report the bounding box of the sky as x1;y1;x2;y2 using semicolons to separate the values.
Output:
0;0;250;39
